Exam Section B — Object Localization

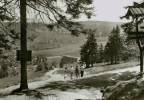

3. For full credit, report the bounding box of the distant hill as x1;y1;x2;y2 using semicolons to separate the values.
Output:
80;21;122;36
7;21;122;51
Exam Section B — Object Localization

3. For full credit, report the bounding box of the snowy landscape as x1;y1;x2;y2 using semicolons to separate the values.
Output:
0;62;140;100
0;0;144;100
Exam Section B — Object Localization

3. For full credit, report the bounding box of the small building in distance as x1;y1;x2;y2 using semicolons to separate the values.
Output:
60;55;80;68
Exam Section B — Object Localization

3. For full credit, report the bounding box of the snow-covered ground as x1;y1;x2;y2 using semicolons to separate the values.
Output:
85;65;139;77
0;89;102;100
0;65;140;100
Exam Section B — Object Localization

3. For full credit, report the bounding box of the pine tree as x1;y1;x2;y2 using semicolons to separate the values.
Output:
104;26;123;64
0;7;15;53
80;29;98;68
0;7;16;79
104;41;113;63
98;43;104;63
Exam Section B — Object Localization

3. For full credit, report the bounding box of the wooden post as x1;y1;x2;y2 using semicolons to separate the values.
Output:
20;0;28;90
136;17;143;77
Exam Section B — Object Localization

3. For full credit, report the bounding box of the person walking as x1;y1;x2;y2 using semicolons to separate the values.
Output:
75;66;79;78
64;67;68;79
70;66;74;79
80;65;85;77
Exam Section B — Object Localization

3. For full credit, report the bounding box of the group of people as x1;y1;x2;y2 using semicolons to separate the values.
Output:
64;64;86;79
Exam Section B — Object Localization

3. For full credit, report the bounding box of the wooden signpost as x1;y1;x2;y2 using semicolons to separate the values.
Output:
16;50;32;62
128;23;144;39
128;32;144;39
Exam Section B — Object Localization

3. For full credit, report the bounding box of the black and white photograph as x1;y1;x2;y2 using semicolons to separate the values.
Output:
0;0;144;100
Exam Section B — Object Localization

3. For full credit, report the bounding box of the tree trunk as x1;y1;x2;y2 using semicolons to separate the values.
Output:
114;56;117;64
140;50;143;77
111;56;113;64
135;18;143;78
91;63;93;67
86;62;89;68
20;0;28;90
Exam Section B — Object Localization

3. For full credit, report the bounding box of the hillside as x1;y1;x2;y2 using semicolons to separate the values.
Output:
7;21;122;56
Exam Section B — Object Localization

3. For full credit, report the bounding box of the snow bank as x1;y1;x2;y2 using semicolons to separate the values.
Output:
56;89;102;100
82;65;139;80
0;65;140;98
104;77;144;100
0;68;68;95
0;88;102;100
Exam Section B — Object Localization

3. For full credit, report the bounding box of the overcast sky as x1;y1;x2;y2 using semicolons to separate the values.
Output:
82;0;142;22
26;0;143;23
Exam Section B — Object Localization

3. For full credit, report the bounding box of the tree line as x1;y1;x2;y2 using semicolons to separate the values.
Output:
80;26;135;68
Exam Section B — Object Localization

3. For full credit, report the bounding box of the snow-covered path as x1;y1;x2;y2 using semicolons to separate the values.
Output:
0;89;102;100
85;65;139;78
0;65;140;100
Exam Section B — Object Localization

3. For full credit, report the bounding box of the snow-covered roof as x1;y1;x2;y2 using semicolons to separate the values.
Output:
61;55;79;64
122;2;144;19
